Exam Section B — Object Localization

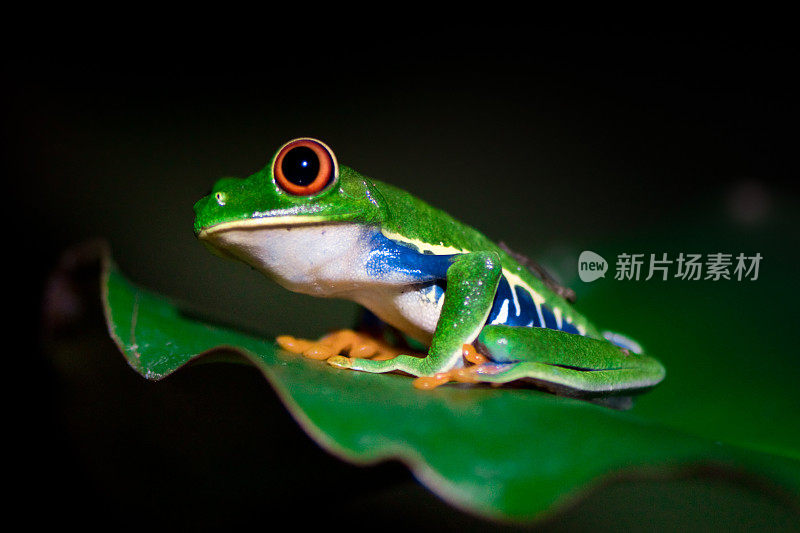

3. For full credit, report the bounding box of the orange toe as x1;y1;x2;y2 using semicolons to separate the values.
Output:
276;329;406;362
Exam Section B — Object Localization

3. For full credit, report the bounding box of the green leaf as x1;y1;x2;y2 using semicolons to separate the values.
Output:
102;250;800;522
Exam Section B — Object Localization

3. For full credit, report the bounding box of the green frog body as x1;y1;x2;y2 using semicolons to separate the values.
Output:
193;138;665;397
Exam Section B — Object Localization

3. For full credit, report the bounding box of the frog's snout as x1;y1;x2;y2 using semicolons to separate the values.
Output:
194;176;249;236
192;195;212;236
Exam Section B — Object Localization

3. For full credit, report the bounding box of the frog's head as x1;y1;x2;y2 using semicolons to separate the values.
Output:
194;138;386;235
193;138;388;291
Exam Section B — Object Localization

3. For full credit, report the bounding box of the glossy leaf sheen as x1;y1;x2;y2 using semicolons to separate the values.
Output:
103;256;800;522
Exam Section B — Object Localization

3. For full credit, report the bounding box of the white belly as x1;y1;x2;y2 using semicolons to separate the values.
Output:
202;222;444;343
348;284;443;344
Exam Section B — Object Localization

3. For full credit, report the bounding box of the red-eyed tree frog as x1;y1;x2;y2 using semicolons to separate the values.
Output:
193;138;665;399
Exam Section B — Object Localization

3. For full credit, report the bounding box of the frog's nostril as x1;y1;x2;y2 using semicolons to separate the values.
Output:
192;195;209;214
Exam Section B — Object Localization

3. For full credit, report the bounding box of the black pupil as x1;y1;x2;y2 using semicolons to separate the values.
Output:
281;146;321;186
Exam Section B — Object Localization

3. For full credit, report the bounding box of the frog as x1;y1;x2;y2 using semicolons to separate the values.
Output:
193;137;665;398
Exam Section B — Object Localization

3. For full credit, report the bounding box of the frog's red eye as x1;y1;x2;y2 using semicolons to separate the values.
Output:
273;138;338;196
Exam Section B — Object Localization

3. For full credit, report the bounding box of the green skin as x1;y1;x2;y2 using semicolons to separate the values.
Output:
193;140;665;396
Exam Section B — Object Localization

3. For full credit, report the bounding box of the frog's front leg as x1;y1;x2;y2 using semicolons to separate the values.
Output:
328;251;502;377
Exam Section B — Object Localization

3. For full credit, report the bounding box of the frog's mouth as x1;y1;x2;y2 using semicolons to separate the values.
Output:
196;214;333;240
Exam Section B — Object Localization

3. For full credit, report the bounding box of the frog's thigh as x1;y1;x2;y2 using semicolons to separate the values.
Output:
474;325;662;394
477;324;635;364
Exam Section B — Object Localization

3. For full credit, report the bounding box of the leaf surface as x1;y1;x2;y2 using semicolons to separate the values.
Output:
103;247;800;521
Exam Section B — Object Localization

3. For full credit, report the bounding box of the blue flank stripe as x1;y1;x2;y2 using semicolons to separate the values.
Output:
560;319;580;335
365;232;454;281
366;232;579;335
512;282;539;327
540;304;558;329
488;276;579;334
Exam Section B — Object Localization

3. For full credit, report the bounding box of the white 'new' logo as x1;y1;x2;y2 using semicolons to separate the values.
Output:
578;251;608;282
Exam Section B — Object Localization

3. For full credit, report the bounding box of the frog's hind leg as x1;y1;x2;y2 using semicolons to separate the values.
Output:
471;325;665;397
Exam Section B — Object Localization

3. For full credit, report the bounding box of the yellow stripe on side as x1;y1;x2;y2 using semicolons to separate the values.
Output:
381;229;582;332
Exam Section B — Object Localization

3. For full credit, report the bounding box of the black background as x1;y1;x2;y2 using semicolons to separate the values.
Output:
8;18;798;531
